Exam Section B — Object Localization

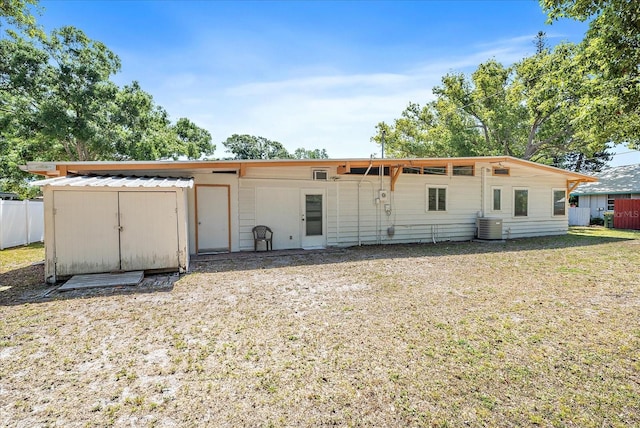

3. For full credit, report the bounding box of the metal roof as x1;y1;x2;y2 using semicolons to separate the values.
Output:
571;163;640;195
31;175;194;188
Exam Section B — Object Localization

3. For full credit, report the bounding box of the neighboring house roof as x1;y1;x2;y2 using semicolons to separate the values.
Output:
571;163;640;196
31;175;194;188
0;192;20;200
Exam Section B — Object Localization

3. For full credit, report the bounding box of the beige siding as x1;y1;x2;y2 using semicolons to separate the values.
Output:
185;159;573;253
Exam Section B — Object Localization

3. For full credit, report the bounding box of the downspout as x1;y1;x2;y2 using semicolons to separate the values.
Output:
357;159;374;246
378;163;383;244
481;166;486;218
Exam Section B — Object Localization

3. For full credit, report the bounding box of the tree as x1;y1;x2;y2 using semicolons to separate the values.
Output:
293;147;329;159
111;83;213;160
173;117;214;160
372;35;623;172
0;0;42;38
37;26;122;161
223;134;292;159
0;24;214;197
541;0;640;150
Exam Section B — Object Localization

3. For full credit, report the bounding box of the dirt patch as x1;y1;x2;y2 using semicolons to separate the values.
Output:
1;234;639;426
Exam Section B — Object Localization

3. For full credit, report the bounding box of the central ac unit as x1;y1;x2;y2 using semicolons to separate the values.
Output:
477;218;503;240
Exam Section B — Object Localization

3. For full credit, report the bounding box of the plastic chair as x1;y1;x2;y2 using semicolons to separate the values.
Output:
252;225;273;251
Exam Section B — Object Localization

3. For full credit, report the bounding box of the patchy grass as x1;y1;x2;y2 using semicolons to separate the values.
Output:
0;242;44;273
1;229;639;426
0;243;45;300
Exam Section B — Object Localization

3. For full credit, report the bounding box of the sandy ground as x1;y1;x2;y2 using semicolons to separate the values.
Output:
1;236;639;427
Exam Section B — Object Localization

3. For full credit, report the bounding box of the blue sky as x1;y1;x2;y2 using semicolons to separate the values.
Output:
38;0;639;166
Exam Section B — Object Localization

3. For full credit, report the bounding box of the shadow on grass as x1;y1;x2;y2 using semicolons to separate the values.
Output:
189;227;639;275
2;227;637;307
0;263;175;307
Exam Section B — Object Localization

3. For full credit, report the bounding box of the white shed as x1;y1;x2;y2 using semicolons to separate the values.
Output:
35;175;192;283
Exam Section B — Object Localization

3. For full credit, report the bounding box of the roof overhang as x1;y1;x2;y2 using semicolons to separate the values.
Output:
23;156;597;192
23;156;596;179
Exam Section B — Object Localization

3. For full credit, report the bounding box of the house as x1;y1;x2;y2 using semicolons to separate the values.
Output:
570;163;640;220
25;156;596;283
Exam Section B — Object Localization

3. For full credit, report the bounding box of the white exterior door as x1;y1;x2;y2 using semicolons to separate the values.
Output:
196;186;230;253
119;192;179;271
300;190;326;249
53;191;120;276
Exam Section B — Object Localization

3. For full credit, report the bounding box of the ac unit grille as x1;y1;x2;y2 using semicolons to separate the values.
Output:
477;218;503;240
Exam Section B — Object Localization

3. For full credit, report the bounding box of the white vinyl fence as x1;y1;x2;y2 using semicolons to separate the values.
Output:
568;207;590;227
0;200;44;249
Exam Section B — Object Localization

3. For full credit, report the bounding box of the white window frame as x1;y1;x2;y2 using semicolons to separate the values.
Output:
312;169;328;181
491;186;503;212
426;185;447;212
513;187;529;217
552;188;567;217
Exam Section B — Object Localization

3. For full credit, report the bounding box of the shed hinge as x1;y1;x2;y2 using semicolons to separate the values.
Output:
53;208;57;215
175;207;178;214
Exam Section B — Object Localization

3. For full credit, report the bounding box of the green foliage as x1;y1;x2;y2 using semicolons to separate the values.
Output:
222;134;292;159
373;32;632;171
541;0;640;150
293;147;329;159
0;0;43;39
1;15;213;197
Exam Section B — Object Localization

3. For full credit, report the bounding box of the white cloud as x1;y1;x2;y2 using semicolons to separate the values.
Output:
127;33;552;159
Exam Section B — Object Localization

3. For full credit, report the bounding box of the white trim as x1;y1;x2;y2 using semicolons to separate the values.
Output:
426;185;448;212
491;186;503;212
552;188;567;217
513;187;529;217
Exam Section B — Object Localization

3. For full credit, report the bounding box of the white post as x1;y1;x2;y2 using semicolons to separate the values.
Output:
24;200;30;245
0;200;4;250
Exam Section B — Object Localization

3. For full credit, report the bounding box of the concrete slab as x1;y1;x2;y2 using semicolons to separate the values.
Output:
59;271;144;291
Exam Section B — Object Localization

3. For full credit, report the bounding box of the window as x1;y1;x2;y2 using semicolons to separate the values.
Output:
553;189;566;216
427;187;446;211
492;167;510;176
402;166;447;175
402;167;421;175
492;187;502;211
607;193;631;211
313;170;328;180
347;167;390;176
452;165;474;176
514;189;528;217
424;166;447;175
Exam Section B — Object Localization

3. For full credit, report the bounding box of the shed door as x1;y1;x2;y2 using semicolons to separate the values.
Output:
53;191;120;276
119;192;179;271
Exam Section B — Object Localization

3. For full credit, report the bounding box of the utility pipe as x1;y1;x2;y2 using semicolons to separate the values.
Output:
357;160;374;246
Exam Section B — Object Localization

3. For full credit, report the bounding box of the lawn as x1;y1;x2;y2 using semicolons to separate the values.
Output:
1;228;639;427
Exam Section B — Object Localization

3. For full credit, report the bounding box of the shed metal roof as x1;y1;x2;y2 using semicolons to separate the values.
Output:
571;164;640;195
31;175;194;188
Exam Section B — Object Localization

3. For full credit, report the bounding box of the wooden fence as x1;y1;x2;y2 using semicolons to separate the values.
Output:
0;200;44;249
614;199;640;230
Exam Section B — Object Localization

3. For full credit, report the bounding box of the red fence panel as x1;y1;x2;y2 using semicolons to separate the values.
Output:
614;199;640;230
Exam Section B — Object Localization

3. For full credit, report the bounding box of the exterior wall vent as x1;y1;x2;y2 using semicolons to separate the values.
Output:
477;218;503;240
